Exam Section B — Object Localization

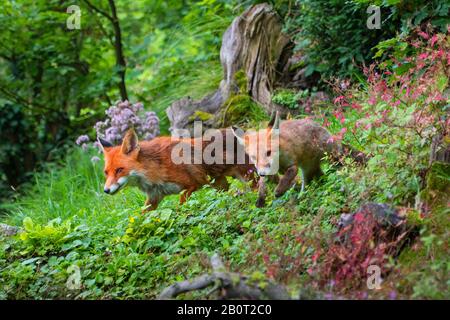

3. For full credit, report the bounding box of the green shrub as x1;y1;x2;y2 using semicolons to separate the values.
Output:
287;0;449;80
272;89;300;109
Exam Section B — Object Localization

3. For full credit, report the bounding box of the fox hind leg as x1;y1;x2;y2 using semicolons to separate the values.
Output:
304;165;323;185
297;164;323;193
179;186;198;205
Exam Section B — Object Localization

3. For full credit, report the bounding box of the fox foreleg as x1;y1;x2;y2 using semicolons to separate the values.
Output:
143;196;161;213
179;186;198;205
256;176;267;208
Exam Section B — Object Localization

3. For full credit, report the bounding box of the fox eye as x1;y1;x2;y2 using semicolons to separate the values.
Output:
104;170;108;176
115;167;124;175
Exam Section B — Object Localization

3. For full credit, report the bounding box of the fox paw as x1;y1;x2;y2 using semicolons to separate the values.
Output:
256;197;266;208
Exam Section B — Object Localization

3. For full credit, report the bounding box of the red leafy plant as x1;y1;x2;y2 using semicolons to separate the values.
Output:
313;207;412;294
329;26;449;146
247;214;324;284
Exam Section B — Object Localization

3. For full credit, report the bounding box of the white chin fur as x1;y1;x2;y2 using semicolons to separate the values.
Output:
108;176;129;195
258;167;277;176
118;176;129;185
108;183;119;194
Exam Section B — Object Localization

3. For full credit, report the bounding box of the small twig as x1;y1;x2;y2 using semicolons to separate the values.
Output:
82;0;113;22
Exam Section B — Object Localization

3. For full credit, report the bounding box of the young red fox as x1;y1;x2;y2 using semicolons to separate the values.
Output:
100;128;255;212
232;112;365;207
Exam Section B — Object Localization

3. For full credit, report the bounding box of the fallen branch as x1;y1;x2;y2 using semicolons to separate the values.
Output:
158;253;290;300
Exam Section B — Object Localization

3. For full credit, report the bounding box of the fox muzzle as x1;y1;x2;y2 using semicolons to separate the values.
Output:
104;176;129;195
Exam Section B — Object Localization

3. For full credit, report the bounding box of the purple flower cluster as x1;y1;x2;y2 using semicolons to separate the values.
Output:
90;156;100;163
76;135;90;151
76;100;160;158
94;100;160;146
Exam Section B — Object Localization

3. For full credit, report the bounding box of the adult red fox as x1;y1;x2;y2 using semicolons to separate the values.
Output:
99;128;255;211
232;112;365;207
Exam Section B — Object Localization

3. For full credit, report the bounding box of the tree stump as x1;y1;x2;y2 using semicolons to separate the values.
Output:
166;3;291;131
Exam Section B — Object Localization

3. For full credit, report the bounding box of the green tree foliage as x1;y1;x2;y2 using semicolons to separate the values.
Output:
124;0;236;125
0;0;240;199
286;0;449;80
0;0;121;197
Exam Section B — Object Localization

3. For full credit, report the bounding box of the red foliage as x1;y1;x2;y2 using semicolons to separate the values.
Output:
313;208;410;293
330;27;449;143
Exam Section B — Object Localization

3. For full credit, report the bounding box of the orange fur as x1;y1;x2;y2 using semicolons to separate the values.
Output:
233;112;341;207
101;129;255;212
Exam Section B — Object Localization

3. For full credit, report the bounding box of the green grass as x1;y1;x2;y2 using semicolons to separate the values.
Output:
0;148;300;299
1;101;448;299
0;146;344;299
3;150;143;225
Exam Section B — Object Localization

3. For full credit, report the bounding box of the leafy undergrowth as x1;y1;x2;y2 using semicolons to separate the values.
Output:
0;146;447;299
0;149;317;299
1;29;449;300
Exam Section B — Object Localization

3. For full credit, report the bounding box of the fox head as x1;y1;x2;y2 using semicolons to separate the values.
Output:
99;129;140;195
232;112;280;176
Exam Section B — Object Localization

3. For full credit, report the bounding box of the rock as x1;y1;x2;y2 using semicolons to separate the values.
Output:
338;203;406;230
336;202;414;248
0;223;20;236
334;203;419;265
166;3;291;131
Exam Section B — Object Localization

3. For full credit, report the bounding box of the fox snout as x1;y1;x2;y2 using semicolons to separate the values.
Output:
104;183;119;195
256;166;275;177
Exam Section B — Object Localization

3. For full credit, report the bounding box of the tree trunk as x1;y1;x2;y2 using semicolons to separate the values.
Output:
83;0;128;101
429;133;450;165
108;0;128;101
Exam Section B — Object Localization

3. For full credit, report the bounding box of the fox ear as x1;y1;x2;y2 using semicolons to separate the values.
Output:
97;137;113;152
121;129;140;155
268;111;280;138
230;126;245;146
268;111;280;130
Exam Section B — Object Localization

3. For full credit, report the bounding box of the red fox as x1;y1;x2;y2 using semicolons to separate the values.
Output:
232;112;365;207
99;128;255;211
